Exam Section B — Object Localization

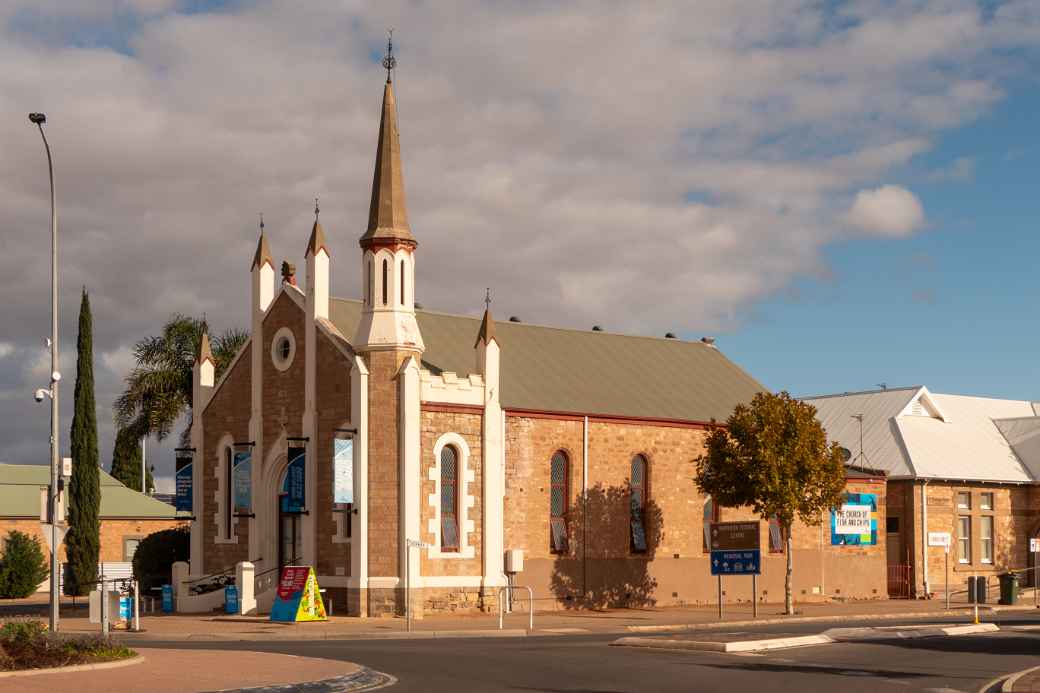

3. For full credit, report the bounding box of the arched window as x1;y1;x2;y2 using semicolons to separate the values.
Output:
440;445;459;551
381;259;388;306
365;260;372;305
630;454;648;553
549;451;569;553
400;259;405;306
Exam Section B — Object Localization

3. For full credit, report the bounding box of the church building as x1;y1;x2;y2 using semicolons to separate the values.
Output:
184;66;889;617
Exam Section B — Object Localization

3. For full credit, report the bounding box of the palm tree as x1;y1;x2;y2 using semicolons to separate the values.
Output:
114;314;248;444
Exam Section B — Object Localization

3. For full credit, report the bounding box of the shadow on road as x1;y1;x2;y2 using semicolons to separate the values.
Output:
694;660;936;681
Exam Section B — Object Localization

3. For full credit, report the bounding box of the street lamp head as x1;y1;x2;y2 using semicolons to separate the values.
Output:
51;371;61;383
29;113;46;125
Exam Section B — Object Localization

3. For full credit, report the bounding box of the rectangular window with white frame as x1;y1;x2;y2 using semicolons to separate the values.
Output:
980;515;994;564
958;515;971;564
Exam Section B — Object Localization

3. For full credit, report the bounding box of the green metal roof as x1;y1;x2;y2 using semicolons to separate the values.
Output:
0;463;178;519
330;299;765;422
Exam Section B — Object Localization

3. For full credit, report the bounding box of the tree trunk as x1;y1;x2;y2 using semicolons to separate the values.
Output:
785;523;794;615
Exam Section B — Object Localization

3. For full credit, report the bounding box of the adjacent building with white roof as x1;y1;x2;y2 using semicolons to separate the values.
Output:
805;386;1040;598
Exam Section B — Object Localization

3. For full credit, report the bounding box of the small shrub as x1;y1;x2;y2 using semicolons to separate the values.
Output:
132;526;189;593
0;618;134;671
0;531;49;599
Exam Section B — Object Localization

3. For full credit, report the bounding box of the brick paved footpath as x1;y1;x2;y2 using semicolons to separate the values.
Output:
7;593;1034;640
1;648;361;693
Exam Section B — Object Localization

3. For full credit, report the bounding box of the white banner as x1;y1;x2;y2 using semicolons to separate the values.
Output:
834;504;871;534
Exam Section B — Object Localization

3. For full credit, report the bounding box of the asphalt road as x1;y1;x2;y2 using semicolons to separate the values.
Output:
134;612;1040;693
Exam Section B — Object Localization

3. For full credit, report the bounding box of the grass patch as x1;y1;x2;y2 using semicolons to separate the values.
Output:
0;618;136;671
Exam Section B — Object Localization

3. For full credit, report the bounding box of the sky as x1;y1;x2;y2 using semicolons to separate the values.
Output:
0;1;1038;490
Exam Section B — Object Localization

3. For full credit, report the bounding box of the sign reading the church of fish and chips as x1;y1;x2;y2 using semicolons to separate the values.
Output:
830;493;877;546
709;521;761;576
175;449;193;513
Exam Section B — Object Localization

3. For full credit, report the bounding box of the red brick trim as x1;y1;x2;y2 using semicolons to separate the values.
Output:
421;402;485;415
505;407;716;429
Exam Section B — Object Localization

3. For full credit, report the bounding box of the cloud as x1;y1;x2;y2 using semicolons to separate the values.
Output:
928;156;975;182
847;185;926;236
0;1;1037;474
0;342;13;359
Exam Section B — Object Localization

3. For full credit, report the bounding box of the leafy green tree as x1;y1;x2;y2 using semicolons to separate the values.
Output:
131;527;189;593
695;391;846;615
0;531;49;598
109;427;154;492
114;314;247;443
66;290;101;597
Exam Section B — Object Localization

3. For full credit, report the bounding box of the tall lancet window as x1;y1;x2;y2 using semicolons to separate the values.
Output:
382;259;388;305
440;446;460;551
400;259;405;306
365;260;372;305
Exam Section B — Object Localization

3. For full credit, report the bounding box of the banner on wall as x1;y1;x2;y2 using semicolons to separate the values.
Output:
232;447;252;515
270;565;327;622
333;437;353;505
175;450;193;513
282;445;306;513
831;492;878;545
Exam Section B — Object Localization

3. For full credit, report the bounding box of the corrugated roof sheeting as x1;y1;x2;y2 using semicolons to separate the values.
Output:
330;299;765;422
995;417;1040;480
0;463;178;519
896;394;1034;482
803;388;920;478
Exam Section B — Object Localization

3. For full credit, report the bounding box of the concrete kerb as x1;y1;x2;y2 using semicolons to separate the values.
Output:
625;606;1035;633
612;623;1000;655
117;628;533;642
0;653;144;678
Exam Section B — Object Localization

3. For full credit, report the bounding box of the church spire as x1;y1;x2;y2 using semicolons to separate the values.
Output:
306;197;327;257
252;214;272;269
360;34;415;247
475;288;497;347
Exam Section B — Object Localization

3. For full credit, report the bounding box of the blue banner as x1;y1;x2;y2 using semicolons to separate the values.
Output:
225;585;239;614
175;453;193;512
233;448;252;515
333;437;353;505
282;446;306;513
161;584;173;613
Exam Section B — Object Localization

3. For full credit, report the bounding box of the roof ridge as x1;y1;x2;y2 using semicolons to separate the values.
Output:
802;386;922;400
330;296;720;347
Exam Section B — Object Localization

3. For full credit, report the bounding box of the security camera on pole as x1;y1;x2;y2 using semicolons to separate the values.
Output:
29;111;62;632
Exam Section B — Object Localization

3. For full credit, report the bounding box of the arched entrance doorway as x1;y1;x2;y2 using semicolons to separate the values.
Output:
278;467;304;567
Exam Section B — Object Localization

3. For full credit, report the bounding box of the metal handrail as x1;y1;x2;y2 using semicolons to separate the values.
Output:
184;557;264;586
498;585;534;631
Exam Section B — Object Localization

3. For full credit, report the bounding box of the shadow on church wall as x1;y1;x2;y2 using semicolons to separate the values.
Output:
549;482;663;610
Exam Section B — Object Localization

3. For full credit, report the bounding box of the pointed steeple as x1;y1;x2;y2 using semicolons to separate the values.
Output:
197;331;214;365
307;198;328;257
360;77;415;246
252;215;273;269
475;289;497;347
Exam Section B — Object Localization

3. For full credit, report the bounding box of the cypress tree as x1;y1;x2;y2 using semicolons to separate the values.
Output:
66;289;100;597
110;427;154;492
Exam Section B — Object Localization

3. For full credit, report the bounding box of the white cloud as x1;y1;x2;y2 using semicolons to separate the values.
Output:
847;185;926;237
0;1;1037;470
0;342;13;358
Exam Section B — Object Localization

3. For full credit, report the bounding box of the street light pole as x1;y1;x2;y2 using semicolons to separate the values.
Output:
30;112;60;633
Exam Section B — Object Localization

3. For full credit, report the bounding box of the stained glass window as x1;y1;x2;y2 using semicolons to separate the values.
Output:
550;451;568;553
630;455;648;553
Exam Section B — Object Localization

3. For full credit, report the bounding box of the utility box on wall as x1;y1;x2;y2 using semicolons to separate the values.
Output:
505;549;524;574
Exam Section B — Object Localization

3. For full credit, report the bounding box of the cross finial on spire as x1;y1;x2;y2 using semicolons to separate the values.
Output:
259;212;265;233
382;28;396;83
485;287;491;311
314;197;320;220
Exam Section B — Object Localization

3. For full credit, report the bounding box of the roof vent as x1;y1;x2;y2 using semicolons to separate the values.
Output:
509;316;522;323
700;336;716;347
592;325;603;332
665;332;677;339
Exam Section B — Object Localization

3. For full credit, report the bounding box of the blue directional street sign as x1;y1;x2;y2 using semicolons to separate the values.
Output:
710;549;761;576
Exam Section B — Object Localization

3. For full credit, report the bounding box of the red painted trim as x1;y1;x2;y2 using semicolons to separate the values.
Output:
505;407;716;429
422;402;485;415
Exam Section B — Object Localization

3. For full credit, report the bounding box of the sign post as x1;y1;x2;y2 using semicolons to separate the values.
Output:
928;532;952;608
710;521;761;621
405;539;431;632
